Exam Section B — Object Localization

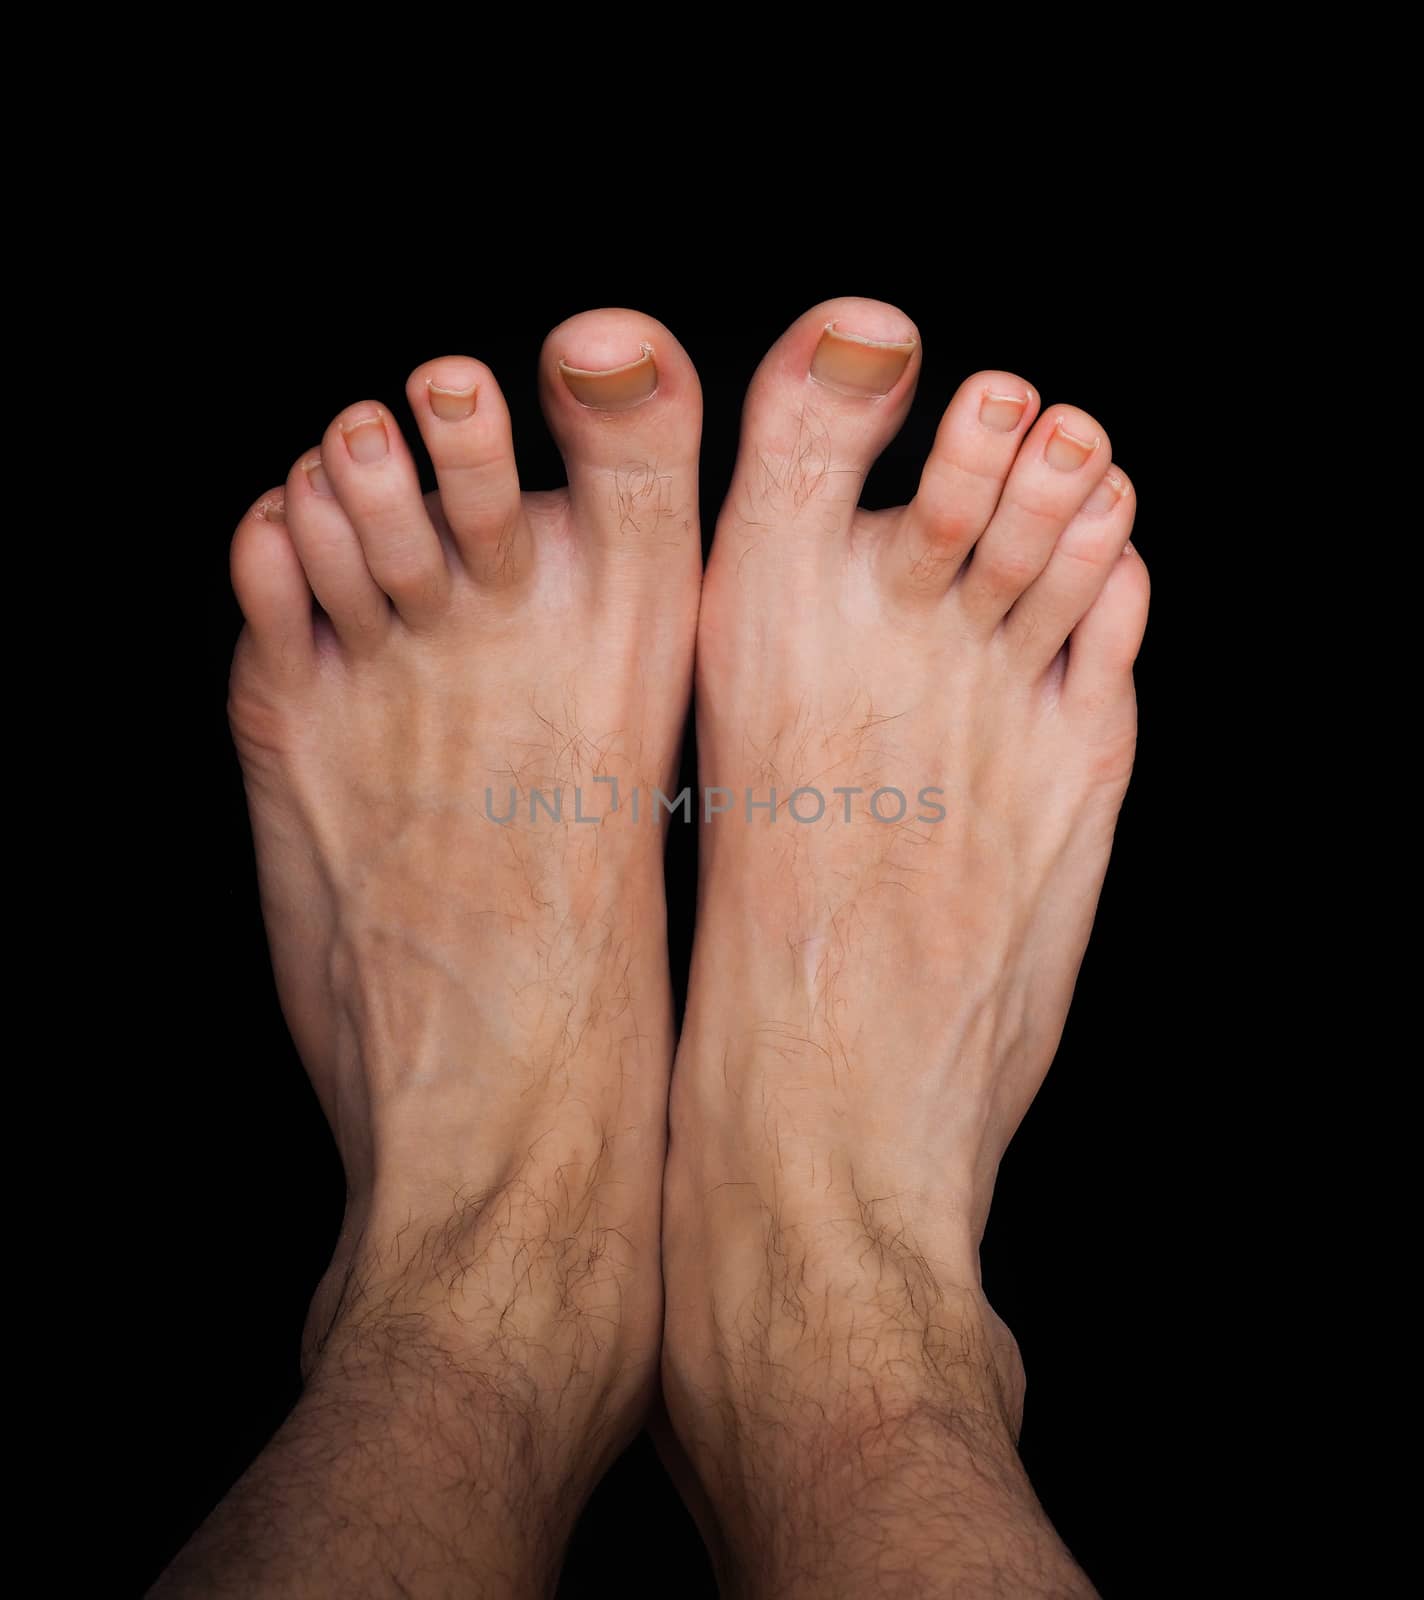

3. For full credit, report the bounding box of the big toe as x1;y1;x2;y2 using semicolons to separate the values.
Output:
538;308;702;569
719;297;920;564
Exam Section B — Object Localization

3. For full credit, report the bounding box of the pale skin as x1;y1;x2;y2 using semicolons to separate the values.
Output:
153;299;1147;1598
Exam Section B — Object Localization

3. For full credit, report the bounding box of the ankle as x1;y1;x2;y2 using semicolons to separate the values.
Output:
665;1146;1022;1421
663;1272;1031;1597
664;1244;1020;1434
302;1158;663;1410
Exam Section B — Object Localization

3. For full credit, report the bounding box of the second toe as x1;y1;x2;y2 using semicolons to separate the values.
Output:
953;404;1114;632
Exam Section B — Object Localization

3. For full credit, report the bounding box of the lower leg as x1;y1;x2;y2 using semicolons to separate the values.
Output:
156;1151;653;1599
663;1136;1092;1598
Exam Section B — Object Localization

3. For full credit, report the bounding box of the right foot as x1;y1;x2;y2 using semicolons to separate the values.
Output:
663;299;1147;1597
224;311;701;1579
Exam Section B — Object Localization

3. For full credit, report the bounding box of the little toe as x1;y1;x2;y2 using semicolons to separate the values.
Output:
319;402;452;626
407;356;528;585
1062;541;1151;717
954;404;1113;631
230;489;315;675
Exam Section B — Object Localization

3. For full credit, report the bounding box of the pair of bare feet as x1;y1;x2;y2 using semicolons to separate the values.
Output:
160;298;1146;1598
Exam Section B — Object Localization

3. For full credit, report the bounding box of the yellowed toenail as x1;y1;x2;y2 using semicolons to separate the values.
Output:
258;494;286;522
979;391;1028;432
809;322;916;397
1044;422;1099;472
428;381;478;421
558;344;658;412
340;412;389;464
1083;468;1126;516
303;457;334;497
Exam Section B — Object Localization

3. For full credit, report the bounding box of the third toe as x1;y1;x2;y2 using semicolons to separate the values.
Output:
1003;466;1137;676
320;402;452;624
954;405;1113;630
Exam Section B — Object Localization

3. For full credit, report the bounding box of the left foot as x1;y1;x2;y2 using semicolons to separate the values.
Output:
210;309;702;1588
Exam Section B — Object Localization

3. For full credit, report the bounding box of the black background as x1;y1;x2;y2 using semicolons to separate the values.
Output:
122;235;1238;1596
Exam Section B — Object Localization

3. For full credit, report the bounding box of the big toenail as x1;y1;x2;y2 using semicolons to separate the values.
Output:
979;392;1028;432
340;412;389;463
558;345;658;412
428;381;478;421
1083;469;1126;516
303;457;334;497
1045;422;1098;471
809;323;916;397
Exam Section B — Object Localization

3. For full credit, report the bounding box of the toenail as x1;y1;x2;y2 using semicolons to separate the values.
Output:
257;493;286;522
1083;469;1126;516
979;391;1028;432
303;457;334;497
809;323;916;398
340;412;389;464
427;380;478;422
1044;421;1099;471
558;345;658;411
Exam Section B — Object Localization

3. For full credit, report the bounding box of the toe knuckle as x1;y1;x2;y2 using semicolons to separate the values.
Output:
1009;486;1068;523
982;548;1041;591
